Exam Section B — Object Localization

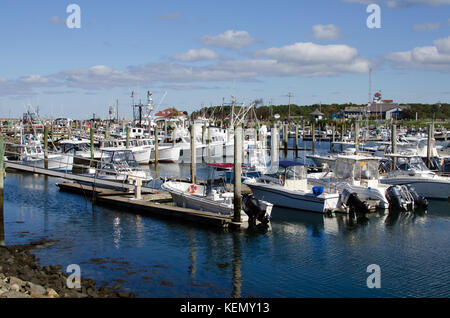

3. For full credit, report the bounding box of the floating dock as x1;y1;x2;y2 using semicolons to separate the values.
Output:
56;182;240;229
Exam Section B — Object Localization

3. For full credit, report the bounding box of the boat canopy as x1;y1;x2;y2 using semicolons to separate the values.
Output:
278;161;305;169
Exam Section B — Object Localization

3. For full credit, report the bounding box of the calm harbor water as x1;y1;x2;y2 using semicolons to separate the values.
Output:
2;140;450;297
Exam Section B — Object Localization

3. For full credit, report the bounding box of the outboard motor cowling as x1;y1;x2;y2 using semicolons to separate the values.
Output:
406;185;428;210
386;185;415;212
242;194;270;224
341;189;371;214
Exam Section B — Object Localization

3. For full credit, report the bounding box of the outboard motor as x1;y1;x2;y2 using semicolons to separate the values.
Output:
405;185;428;210
341;189;371;214
386;185;414;212
242;194;270;224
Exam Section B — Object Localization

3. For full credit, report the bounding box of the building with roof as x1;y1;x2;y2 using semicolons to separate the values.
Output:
310;109;324;121
154;108;187;120
344;94;409;120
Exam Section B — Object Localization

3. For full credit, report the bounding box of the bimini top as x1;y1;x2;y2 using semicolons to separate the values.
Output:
278;161;305;169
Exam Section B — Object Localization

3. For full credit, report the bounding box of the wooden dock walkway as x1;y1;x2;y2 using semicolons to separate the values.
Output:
57;182;239;229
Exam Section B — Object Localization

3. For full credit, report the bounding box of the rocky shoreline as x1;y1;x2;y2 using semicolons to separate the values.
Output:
0;239;135;298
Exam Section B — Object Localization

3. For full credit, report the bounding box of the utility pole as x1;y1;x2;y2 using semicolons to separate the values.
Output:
287;92;292;121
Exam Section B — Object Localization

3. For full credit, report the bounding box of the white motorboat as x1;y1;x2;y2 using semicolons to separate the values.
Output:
7;139;73;172
161;180;273;225
244;161;341;213
380;154;450;200
59;138;101;167
86;148;152;184
150;143;181;163
100;139;152;165
307;155;391;209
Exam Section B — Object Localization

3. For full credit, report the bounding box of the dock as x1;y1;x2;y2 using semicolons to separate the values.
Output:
56;182;239;229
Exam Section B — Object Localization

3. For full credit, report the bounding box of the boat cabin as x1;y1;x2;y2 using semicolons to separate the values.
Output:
333;156;380;188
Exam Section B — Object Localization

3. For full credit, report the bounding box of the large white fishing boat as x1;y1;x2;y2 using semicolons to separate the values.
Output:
243;161;341;213
7;136;73;172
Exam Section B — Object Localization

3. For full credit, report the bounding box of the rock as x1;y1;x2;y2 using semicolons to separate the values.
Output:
8;276;24;287
10;284;20;292
46;288;59;298
2;291;31;298
27;282;46;297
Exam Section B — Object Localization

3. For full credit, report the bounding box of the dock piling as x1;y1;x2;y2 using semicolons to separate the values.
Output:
392;123;397;169
44;126;49;170
233;125;242;223
190;122;196;184
427;123;433;168
0;136;5;246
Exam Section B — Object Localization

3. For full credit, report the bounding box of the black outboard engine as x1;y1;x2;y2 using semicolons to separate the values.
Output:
242;194;270;224
386;185;415;212
405;185;428;210
341;189;371;214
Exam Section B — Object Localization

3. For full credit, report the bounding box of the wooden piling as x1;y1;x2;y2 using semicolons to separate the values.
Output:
331;124;335;151
427;123;433;169
392;123;397;169
154;125;159;175
233;125;242;223
354;121;360;155
44;126;49;169
190;122;196;184
311;121;316;155
271;123;278;164
0;137;4;246
90;128;94;167
126;126;130;149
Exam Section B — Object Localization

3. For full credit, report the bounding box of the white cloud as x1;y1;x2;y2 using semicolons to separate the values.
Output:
18;74;50;84
200;30;256;50
412;21;441;31
1;41;373;97
257;42;359;64
171;49;219;62
312;24;341;41
435;36;450;54
385;36;450;70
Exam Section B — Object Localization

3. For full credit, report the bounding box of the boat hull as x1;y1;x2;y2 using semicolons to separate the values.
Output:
380;177;450;200
246;183;340;213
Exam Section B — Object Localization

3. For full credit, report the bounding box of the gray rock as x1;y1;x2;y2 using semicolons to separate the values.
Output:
9;276;24;287
10;284;20;292
1;291;31;298
27;282;46;297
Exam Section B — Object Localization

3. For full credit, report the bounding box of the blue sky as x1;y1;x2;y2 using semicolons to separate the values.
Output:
0;0;449;119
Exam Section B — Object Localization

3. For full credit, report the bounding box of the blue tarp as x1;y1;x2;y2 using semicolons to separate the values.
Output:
278;161;305;169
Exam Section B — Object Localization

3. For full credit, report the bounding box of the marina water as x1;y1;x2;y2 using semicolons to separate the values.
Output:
2;141;450;297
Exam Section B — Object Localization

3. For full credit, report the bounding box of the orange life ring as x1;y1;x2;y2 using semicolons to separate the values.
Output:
187;184;198;194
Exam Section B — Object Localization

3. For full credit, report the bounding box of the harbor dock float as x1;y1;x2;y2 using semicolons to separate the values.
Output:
56;182;239;229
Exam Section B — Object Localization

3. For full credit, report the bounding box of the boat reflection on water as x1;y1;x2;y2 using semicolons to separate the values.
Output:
269;206;417;237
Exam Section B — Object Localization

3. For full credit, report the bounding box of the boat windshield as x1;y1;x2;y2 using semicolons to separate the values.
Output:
102;151;139;168
334;158;379;181
284;165;307;180
353;160;379;180
397;157;429;171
